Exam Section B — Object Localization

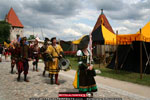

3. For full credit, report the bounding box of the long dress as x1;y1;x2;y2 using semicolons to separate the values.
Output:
76;50;97;92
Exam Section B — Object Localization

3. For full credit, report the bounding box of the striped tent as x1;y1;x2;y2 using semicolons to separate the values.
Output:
91;9;116;45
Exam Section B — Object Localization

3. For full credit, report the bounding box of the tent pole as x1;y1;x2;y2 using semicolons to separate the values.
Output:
140;28;143;79
99;45;101;68
115;30;118;72
143;42;150;73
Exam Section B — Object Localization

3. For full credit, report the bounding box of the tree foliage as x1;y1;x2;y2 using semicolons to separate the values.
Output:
0;21;11;44
27;35;35;40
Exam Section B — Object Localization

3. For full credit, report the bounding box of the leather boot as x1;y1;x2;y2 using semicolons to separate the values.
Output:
11;65;14;74
24;74;29;82
50;74;53;84
17;73;21;81
55;74;60;85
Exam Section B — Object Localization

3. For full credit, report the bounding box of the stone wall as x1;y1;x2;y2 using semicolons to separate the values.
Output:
10;27;23;41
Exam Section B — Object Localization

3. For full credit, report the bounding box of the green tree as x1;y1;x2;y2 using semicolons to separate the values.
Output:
27;35;35;40
0;21;11;44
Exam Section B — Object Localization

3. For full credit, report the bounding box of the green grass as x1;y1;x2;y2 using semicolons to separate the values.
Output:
66;56;78;70
97;67;150;86
66;56;150;87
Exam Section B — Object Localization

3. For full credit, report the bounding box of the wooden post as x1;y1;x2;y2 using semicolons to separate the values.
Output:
115;30;118;72
140;28;143;79
104;44;106;65
99;45;101;68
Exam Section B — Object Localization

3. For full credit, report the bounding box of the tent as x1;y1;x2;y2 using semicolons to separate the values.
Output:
107;41;150;74
107;21;150;74
72;35;87;45
73;10;117;46
92;25;116;45
91;9;116;45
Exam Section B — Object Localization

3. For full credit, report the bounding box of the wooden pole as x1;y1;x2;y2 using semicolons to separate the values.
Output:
115;30;118;72
99;45;101;68
140;28;143;79
104;44;106;65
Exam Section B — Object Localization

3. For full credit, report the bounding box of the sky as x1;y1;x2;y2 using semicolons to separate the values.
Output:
0;0;150;41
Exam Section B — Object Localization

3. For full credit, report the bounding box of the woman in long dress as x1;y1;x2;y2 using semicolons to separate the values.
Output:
75;35;97;93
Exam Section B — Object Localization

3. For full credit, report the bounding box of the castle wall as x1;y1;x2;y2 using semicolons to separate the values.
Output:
10;27;23;41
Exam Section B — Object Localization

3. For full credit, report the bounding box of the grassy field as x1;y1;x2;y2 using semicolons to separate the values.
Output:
66;56;150;87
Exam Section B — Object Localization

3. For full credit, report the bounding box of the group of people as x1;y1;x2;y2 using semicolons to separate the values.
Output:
0;44;11;62
9;36;33;82
41;37;64;85
2;34;98;93
6;35;64;85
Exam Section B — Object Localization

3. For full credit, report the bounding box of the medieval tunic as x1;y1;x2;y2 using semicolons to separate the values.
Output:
20;44;30;74
76;50;97;92
9;46;16;65
15;46;23;73
30;44;40;67
40;44;49;71
46;44;63;74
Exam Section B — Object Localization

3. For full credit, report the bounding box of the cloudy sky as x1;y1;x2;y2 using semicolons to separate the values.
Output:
0;0;150;41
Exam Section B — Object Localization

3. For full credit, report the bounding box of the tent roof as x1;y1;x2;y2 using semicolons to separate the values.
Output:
72;35;87;44
136;21;150;40
117;21;150;45
92;10;115;34
6;8;24;28
91;10;116;45
102;25;116;45
73;24;116;45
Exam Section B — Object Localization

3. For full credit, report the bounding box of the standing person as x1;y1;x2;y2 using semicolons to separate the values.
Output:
4;46;9;61
0;44;3;62
18;37;32;82
16;34;21;43
9;43;16;73
31;39;40;72
15;42;22;80
73;35;97;93
40;38;50;76
46;37;63;85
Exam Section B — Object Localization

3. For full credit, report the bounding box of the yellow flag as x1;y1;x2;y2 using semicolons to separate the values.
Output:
4;42;9;48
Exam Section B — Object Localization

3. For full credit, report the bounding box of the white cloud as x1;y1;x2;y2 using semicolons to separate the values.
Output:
1;0;150;41
76;9;99;21
63;28;82;36
74;23;92;34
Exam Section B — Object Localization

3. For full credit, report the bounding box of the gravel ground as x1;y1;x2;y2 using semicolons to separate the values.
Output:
0;57;148;100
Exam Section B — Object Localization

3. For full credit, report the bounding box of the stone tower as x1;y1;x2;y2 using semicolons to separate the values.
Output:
5;8;24;41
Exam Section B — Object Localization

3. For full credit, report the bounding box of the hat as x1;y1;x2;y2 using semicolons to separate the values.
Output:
16;34;20;37
51;37;56;42
21;37;27;41
78;35;89;50
45;37;50;42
